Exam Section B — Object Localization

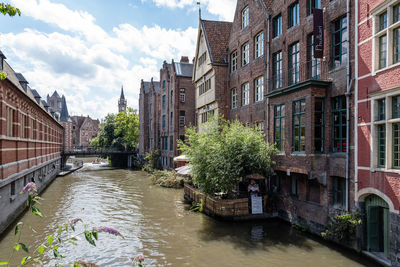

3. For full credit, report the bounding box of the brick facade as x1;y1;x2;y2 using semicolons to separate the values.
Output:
356;0;400;264
70;115;99;147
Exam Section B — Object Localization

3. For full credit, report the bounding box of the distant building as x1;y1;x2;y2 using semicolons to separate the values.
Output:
0;50;63;233
118;86;127;113
70;115;100;147
47;91;73;149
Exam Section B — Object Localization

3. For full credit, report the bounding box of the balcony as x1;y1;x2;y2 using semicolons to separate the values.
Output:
266;60;331;98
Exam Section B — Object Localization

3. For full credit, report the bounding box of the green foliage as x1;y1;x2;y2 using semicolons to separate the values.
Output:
189;199;204;213
115;107;139;149
142;150;161;172
150;170;186;189
178;115;276;195
0;3;20;17
0;72;5;80
321;213;362;242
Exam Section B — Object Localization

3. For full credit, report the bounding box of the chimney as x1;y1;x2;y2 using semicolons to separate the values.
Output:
180;56;189;63
0;50;6;71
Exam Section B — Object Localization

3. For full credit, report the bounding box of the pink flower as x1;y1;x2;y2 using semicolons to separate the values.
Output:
135;255;145;263
68;218;82;226
92;226;124;238
20;182;36;194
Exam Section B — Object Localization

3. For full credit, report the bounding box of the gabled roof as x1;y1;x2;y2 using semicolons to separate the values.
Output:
152;81;160;94
174;62;194;77
52;90;60;98
201;19;232;65
143;81;151;94
15;73;28;84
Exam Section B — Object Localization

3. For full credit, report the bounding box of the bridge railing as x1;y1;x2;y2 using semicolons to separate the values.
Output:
62;146;135;154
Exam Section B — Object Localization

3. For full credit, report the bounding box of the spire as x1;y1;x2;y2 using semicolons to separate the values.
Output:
197;1;201;19
120;85;125;100
60;95;69;122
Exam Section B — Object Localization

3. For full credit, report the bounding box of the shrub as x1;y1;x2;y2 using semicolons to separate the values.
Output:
178;115;276;196
142;150;161;173
150;170;186;189
321;212;362;242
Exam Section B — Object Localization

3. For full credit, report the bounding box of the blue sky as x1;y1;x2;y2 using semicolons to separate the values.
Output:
0;0;235;119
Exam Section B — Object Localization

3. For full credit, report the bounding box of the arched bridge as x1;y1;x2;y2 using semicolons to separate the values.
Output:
61;146;137;168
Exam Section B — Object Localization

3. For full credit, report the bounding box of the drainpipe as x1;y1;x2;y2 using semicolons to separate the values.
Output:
266;16;270;141
345;0;351;213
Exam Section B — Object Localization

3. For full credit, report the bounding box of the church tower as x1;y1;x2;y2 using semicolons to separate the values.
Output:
118;86;127;113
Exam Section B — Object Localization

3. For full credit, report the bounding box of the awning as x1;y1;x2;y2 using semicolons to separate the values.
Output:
175;165;192;176
174;155;188;162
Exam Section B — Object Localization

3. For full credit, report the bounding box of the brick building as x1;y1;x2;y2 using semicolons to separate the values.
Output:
193;18;232;126
356;0;400;264
70;115;99;147
264;0;355;234
159;57;196;168
228;0;268;131
139;79;160;157
0;51;63;233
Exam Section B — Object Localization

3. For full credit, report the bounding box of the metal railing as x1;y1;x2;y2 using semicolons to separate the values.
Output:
62;146;135;155
268;60;330;91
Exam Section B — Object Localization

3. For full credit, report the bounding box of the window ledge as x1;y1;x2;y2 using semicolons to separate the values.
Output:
372;168;400;174
374;61;400;76
291;153;306;156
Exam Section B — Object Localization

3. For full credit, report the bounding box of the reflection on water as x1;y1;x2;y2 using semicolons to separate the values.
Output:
0;164;377;266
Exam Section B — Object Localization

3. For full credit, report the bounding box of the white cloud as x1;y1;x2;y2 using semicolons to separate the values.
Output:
142;0;236;21
1;0;198;119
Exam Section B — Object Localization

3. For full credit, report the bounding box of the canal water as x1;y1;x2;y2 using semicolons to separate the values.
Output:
0;164;377;266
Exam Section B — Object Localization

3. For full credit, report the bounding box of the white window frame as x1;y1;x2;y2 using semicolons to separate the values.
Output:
231;88;237;109
231;50;238;72
242;83;250;106
255;76;264;102
255;32;264;58
372;1;400;73
242;42;250;66
242;6;249;29
180;88;186;103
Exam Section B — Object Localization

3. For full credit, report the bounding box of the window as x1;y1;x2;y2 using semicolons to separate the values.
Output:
198;52;206;67
379;12;388;31
394;123;400;168
293;99;306;152
162;80;166;89
394;4;400;23
231;88;238;109
315;98;325;153
199;73;212;95
20;114;26;138
291;176;298;196
332;17;348;68
170;112;173;125
242;6;249;29
242;42;250;66
255;121;264;132
332;95;347;152
379;34;387;69
393;95;400;118
377;124;386;168
274;104;285;151
307;34;321;79
394;27;400;64
180;88;186;103
242;83;249;106
332;177;345;206
308;0;321;15
255;76;264;102
170;90;173;104
30;118;34;139
231;50;238;72
162;95;166;108
10;181;15;196
289;2;299;28
179;110;185;127
273;14;282;38
273;51;282;89
6;106;14;137
377;99;386;121
255;32;264;58
289;42;300;85
170;136;173;151
162;115;166;129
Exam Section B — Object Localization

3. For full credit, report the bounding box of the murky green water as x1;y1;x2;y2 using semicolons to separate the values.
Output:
0;163;377;266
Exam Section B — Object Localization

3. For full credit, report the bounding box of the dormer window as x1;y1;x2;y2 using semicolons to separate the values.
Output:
242;6;249;29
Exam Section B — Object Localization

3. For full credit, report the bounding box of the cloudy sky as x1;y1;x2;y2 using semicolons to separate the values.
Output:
0;0;235;119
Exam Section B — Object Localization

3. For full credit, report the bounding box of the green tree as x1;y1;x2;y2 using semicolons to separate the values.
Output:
90;114;117;149
0;3;21;80
115;107;139;149
179;115;276;195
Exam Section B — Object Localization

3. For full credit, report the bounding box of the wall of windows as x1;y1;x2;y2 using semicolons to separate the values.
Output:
289;42;300;85
273;14;282;38
242;42;250;66
293;99;306;152
242;6;249;29
273;51;282;89
254;76;264;102
289;2;299;28
255;32;264;58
